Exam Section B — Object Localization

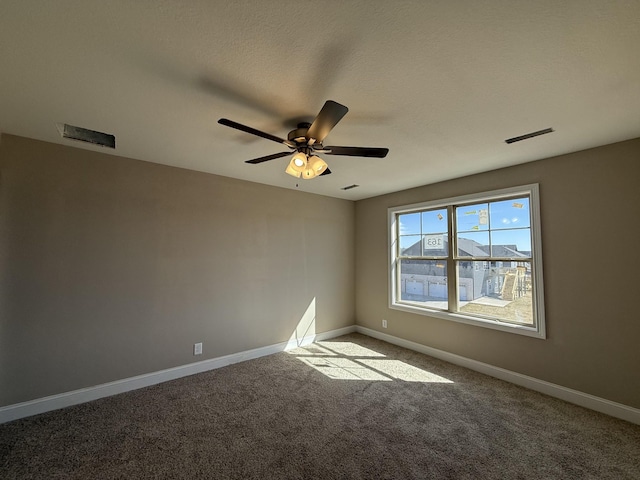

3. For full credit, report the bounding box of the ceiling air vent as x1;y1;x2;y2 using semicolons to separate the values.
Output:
505;127;554;144
341;184;359;191
58;123;115;149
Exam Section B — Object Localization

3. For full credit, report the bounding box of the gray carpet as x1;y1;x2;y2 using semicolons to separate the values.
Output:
1;333;639;479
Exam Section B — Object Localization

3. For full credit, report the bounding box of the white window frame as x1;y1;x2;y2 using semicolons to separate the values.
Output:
388;184;546;338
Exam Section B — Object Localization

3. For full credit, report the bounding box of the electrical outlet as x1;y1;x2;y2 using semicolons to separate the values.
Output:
194;342;203;355
382;319;388;328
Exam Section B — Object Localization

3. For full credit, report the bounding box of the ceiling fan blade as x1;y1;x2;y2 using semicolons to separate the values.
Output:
319;167;332;176
306;100;349;143
324;146;389;158
218;118;294;147
245;151;292;164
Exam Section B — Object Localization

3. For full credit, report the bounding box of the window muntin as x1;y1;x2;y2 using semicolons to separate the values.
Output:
399;259;448;311
455;198;532;260
389;185;545;338
457;261;533;325
398;208;448;258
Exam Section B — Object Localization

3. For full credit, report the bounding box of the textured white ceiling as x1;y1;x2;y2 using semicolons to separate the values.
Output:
1;1;639;200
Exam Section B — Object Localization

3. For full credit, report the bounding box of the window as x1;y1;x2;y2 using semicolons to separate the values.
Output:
389;184;545;338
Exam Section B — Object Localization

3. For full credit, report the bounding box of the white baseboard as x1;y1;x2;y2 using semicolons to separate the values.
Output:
356;326;640;425
0;325;356;424
4;324;637;426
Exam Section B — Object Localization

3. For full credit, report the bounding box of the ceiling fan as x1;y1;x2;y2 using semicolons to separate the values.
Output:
218;100;389;179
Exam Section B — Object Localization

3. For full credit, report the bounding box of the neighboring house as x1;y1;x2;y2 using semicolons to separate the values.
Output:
400;237;529;302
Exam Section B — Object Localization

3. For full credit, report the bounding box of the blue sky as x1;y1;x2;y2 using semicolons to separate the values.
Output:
399;197;532;252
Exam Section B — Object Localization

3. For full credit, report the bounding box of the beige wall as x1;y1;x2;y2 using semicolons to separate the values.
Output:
355;138;640;409
3;133;639;412
0;135;355;406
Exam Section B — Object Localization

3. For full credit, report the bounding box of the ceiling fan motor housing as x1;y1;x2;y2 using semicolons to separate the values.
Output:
288;122;312;144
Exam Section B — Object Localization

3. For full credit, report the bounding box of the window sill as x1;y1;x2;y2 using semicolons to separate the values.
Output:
389;301;546;339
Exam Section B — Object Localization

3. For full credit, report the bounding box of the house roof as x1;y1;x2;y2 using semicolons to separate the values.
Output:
1;1;639;200
403;237;528;258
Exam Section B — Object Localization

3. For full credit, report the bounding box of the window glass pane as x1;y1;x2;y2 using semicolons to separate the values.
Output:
399;235;422;256
399;259;448;310
390;185;544;337
457;261;533;325
422;208;448;234
422;234;447;256
457;231;489;257
456;203;489;232
398;213;420;235
490;198;530;230
421;208;448;256
490;229;531;257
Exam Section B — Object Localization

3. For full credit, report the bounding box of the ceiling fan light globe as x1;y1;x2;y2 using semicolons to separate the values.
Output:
285;162;301;178
302;167;317;180
308;155;328;174
291;152;307;171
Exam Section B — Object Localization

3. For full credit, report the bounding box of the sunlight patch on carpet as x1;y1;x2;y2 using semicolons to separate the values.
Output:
358;359;453;383
288;341;386;358
290;341;454;383
298;357;391;381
